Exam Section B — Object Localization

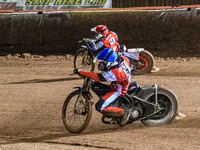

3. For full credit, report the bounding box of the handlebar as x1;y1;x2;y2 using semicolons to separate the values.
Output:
78;38;97;53
79;38;96;43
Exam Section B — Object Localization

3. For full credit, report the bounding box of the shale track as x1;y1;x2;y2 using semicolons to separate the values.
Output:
0;55;200;150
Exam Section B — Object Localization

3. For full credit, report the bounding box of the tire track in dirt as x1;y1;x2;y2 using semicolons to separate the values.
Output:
43;141;114;149
0;58;200;149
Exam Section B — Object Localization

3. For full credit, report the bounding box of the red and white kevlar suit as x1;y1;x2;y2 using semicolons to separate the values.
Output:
92;31;119;54
79;56;131;116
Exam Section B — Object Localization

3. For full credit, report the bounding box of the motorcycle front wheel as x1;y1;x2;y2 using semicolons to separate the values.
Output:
74;49;95;72
131;50;154;75
141;88;178;126
62;90;92;133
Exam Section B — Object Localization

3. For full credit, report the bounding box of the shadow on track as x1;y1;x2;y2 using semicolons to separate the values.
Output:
0;125;128;146
7;77;81;84
1;116;198;146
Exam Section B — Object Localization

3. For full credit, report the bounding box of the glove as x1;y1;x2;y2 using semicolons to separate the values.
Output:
87;41;93;47
87;41;95;51
73;68;82;74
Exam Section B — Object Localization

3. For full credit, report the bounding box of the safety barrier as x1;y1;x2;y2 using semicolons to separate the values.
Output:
0;7;200;57
112;0;200;8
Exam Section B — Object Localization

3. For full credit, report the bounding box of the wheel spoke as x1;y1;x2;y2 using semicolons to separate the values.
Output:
74;49;94;72
147;94;172;119
68;114;75;125
62;90;92;133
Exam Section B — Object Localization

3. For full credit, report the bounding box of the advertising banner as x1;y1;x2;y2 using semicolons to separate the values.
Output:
0;0;112;10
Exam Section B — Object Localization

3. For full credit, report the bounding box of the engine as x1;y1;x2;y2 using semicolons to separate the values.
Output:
129;107;143;121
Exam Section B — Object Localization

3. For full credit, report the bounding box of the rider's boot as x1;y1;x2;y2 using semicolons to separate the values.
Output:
120;107;131;126
101;116;118;124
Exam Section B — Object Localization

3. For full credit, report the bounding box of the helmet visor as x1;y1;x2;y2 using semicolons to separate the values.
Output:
91;27;96;32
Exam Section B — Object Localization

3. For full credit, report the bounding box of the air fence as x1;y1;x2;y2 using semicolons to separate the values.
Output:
112;0;200;7
0;6;200;57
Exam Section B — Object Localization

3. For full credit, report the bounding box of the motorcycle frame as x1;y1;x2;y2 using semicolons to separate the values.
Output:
75;78;160;120
79;38;145;64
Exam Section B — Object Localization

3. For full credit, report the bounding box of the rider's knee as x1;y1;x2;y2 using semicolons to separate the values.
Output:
95;99;105;112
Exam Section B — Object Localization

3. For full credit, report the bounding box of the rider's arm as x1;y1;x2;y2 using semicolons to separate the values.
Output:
91;41;106;52
79;71;107;82
79;69;119;82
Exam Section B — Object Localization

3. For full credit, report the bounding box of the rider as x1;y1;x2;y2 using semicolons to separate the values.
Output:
90;25;120;54
90;25;160;73
74;48;131;125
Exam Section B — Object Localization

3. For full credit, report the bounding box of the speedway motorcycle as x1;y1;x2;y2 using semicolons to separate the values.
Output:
74;38;155;75
62;76;178;133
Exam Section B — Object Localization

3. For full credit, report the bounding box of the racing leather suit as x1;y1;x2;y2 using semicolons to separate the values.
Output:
79;56;131;116
92;31;119;54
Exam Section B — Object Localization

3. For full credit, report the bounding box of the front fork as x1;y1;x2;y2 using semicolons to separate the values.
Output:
74;89;93;115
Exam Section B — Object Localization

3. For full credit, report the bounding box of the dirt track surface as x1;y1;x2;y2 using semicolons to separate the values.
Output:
0;55;200;150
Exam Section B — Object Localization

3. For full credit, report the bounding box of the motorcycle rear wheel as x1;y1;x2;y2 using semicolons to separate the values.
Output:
62;90;92;133
74;49;95;72
131;50;154;75
141;88;178;126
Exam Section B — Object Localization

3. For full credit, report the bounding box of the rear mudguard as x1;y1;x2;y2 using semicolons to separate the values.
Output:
137;84;162;99
127;48;144;53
